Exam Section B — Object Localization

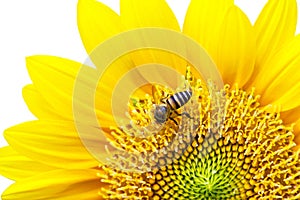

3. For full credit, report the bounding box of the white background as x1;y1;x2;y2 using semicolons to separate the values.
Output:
0;0;298;197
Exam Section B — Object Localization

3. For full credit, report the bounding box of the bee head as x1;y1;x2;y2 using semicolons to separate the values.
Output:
154;105;168;123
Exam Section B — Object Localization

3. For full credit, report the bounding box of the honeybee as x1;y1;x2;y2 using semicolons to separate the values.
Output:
152;85;193;124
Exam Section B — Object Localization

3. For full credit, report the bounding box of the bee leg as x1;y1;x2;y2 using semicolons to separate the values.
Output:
169;117;179;125
182;112;193;119
173;110;193;119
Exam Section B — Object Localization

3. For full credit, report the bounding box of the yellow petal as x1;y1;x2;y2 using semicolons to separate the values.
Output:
77;0;124;53
295;120;300;133
254;0;297;68
26;56;81;121
25;55;145;129
26;56;114;126
77;0;148;115
294;120;300;146
215;6;256;87
74;54;146;127
77;0;153;110
22;85;61;120
0;146;57;180
2;169;102;200
4;120;99;169
183;0;233;56
120;0;185;84
252;35;300;110
120;0;180;30
117;50;188;87
281;105;300;124
77;0;156;114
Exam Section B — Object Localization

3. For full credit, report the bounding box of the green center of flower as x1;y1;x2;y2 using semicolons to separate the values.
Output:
98;68;300;199
147;134;255;199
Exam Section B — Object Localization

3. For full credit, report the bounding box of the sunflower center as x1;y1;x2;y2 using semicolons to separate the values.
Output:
147;133;255;199
98;68;300;199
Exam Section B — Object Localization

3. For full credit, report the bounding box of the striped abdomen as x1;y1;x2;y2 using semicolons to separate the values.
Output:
166;90;192;110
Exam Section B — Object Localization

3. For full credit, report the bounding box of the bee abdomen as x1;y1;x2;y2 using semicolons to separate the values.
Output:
167;90;192;110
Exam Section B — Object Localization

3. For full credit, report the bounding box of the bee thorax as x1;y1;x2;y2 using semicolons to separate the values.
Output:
154;105;169;123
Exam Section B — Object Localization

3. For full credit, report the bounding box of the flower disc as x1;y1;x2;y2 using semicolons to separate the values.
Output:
99;72;300;199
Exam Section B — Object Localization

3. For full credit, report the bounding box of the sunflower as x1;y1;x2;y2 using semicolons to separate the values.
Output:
1;0;300;199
